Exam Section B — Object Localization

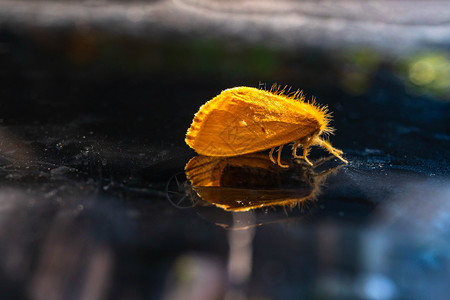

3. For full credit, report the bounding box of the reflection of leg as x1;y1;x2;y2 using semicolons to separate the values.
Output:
316;164;343;177
314;137;348;164
277;145;289;168
310;155;336;167
269;147;276;164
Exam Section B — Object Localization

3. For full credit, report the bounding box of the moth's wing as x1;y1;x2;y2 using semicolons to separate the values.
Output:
186;90;319;156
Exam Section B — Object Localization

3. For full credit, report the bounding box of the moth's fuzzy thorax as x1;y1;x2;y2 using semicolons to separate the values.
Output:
264;84;334;135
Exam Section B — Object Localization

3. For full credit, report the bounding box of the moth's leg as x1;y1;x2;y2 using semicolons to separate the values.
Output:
292;138;313;166
292;141;303;158
292;137;311;159
294;137;313;166
269;147;276;164
314;137;348;164
277;145;289;168
302;146;313;166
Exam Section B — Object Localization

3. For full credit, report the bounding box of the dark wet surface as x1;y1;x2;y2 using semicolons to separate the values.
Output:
1;1;450;299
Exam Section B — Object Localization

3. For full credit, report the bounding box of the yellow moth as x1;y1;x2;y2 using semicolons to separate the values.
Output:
185;85;348;167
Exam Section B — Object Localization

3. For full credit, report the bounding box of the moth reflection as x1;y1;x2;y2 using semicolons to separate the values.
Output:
184;154;341;212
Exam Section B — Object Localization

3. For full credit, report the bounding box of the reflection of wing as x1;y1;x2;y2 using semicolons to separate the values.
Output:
184;154;322;212
193;187;312;212
186;87;320;156
185;153;283;187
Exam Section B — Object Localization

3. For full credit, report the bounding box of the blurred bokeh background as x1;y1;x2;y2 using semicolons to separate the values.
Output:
0;1;449;299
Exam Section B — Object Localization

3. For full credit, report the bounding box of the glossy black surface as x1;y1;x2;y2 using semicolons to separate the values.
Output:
1;1;450;299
